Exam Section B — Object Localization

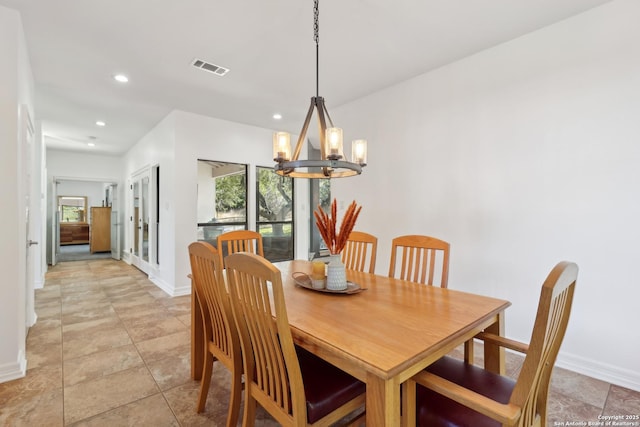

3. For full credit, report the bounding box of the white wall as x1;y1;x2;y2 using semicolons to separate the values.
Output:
196;161;217;223
332;0;640;390
122;113;176;293
0;5;34;382
47;150;123;180
122;110;309;296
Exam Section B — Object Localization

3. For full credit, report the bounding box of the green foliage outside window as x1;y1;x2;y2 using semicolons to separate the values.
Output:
319;179;331;210
215;174;246;213
61;206;83;222
257;169;292;222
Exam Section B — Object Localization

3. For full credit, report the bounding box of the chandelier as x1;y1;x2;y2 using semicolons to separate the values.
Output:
273;0;367;179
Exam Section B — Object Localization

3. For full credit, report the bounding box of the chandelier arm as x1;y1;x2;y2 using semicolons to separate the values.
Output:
315;98;328;158
314;97;332;177
291;99;316;161
321;101;335;128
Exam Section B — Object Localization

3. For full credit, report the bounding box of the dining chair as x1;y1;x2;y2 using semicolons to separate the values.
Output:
405;261;578;427
341;230;378;274
188;242;242;426
217;229;264;267
388;234;450;287
225;252;366;426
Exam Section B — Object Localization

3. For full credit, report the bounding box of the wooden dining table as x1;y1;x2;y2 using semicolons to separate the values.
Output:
191;259;511;427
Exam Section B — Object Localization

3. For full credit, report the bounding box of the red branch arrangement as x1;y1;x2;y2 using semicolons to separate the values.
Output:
314;199;362;255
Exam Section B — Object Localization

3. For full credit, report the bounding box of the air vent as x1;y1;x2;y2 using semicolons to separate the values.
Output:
192;58;229;76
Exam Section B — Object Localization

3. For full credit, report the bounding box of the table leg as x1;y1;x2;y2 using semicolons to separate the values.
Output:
464;339;475;365
401;381;416;427
483;312;505;375
191;279;204;380
366;374;401;427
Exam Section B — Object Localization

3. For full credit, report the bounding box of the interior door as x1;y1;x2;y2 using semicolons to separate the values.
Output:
107;184;120;260
22;105;37;328
130;171;151;273
141;175;149;264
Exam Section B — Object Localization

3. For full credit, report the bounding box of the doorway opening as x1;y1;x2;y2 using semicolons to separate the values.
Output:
51;179;120;264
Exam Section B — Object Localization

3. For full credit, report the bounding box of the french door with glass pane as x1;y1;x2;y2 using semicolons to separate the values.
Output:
130;168;156;274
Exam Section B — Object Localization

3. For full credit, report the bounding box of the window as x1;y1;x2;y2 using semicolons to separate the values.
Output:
58;196;87;223
256;166;294;262
307;142;332;258
309;178;331;257
197;160;248;246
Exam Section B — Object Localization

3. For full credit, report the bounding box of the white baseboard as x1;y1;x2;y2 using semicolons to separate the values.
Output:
147;274;190;297
0;350;26;384
26;312;38;328
148;274;172;296
34;275;44;290
556;351;640;392
171;282;192;297
472;339;640;392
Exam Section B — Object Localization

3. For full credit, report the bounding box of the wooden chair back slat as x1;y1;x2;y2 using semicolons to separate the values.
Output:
217;230;264;267
389;235;450;287
341;231;378;274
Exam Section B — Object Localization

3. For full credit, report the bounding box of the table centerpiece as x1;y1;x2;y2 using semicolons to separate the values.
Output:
314;199;362;290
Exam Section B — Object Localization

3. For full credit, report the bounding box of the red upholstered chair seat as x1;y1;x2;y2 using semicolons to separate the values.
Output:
416;356;516;427
296;346;366;424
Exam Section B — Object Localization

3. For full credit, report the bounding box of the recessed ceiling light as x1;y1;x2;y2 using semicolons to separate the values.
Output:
96;121;106;127
113;74;129;83
273;113;282;120
87;142;95;147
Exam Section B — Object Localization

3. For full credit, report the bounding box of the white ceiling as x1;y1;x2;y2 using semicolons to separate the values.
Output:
1;0;613;156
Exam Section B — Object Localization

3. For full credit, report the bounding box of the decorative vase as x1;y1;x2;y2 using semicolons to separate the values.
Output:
326;254;348;291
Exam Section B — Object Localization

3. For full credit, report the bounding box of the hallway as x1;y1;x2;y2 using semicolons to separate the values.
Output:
56;244;113;262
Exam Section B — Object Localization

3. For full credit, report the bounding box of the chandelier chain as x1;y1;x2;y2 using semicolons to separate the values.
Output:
314;0;320;97
313;0;319;45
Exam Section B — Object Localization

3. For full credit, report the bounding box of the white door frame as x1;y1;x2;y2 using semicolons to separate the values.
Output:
21;105;37;329
129;168;152;274
50;176;120;265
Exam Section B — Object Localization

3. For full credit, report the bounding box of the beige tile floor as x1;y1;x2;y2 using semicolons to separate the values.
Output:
1;259;639;426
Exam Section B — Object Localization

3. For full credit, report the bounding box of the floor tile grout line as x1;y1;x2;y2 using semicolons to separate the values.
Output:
58;277;67;427
108;277;184;425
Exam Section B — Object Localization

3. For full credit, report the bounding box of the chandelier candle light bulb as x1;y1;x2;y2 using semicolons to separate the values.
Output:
352;139;368;165
326;127;343;159
273;132;291;161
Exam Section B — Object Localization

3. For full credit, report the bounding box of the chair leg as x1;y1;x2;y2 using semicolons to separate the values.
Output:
197;350;214;413
226;369;242;427
242;393;257;427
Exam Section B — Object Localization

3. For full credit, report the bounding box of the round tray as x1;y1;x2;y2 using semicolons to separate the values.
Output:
292;272;363;294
